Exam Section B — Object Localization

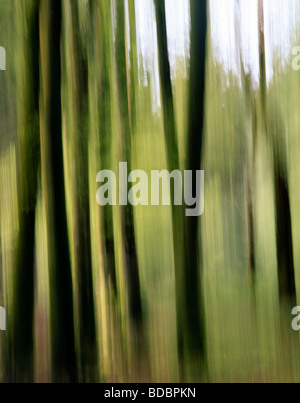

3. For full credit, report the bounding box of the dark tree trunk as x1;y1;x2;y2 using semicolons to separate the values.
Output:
184;0;207;362
274;154;296;304
10;0;40;382
258;0;267;131
154;0;207;378
39;0;77;382
91;0;117;295
128;0;139;133
67;0;97;381
154;0;184;368
115;0;143;326
154;0;179;171
258;0;296;304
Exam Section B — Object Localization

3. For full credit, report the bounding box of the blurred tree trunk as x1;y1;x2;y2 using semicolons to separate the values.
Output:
235;0;256;290
115;0;149;379
93;0;117;294
154;0;184;369
185;0;207;371
115;0;143;327
154;0;180;171
10;0;40;381
65;0;97;381
114;4;146;374
39;0;77;381
89;0;123;379
258;0;296;305
128;0;139;133
274;154;296;303
258;0;267;132
154;0;207;379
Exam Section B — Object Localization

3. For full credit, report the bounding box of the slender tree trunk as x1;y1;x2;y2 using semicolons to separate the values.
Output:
128;0;139;134
65;0;97;381
89;0;125;379
39;0;77;382
154;0;185;371
258;0;296;305
154;0;207;379
115;4;146;374
235;0;256;289
115;0;143;327
94;0;117;294
185;0;207;366
274;154;296;304
154;0;180;171
258;0;267;133
9;0;40;381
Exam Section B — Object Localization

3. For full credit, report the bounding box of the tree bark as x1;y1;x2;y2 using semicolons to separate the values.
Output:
184;0;207;365
64;0;97;381
258;0;296;304
115;0;143;326
235;0;256;289
10;0;40;382
154;0;207;378
39;0;77;382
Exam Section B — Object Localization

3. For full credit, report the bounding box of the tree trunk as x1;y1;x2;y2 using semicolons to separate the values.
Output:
154;0;207;379
184;0;207;368
258;0;296;304
94;0;117;294
258;0;267;132
128;0;139;134
235;0;256;289
274;155;296;304
39;0;77;382
10;0;40;381
115;0;143;328
64;0;97;381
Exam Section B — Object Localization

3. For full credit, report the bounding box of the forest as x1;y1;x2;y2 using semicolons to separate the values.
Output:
1;0;300;383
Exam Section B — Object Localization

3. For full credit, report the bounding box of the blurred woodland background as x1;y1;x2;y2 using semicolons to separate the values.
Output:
1;0;300;382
